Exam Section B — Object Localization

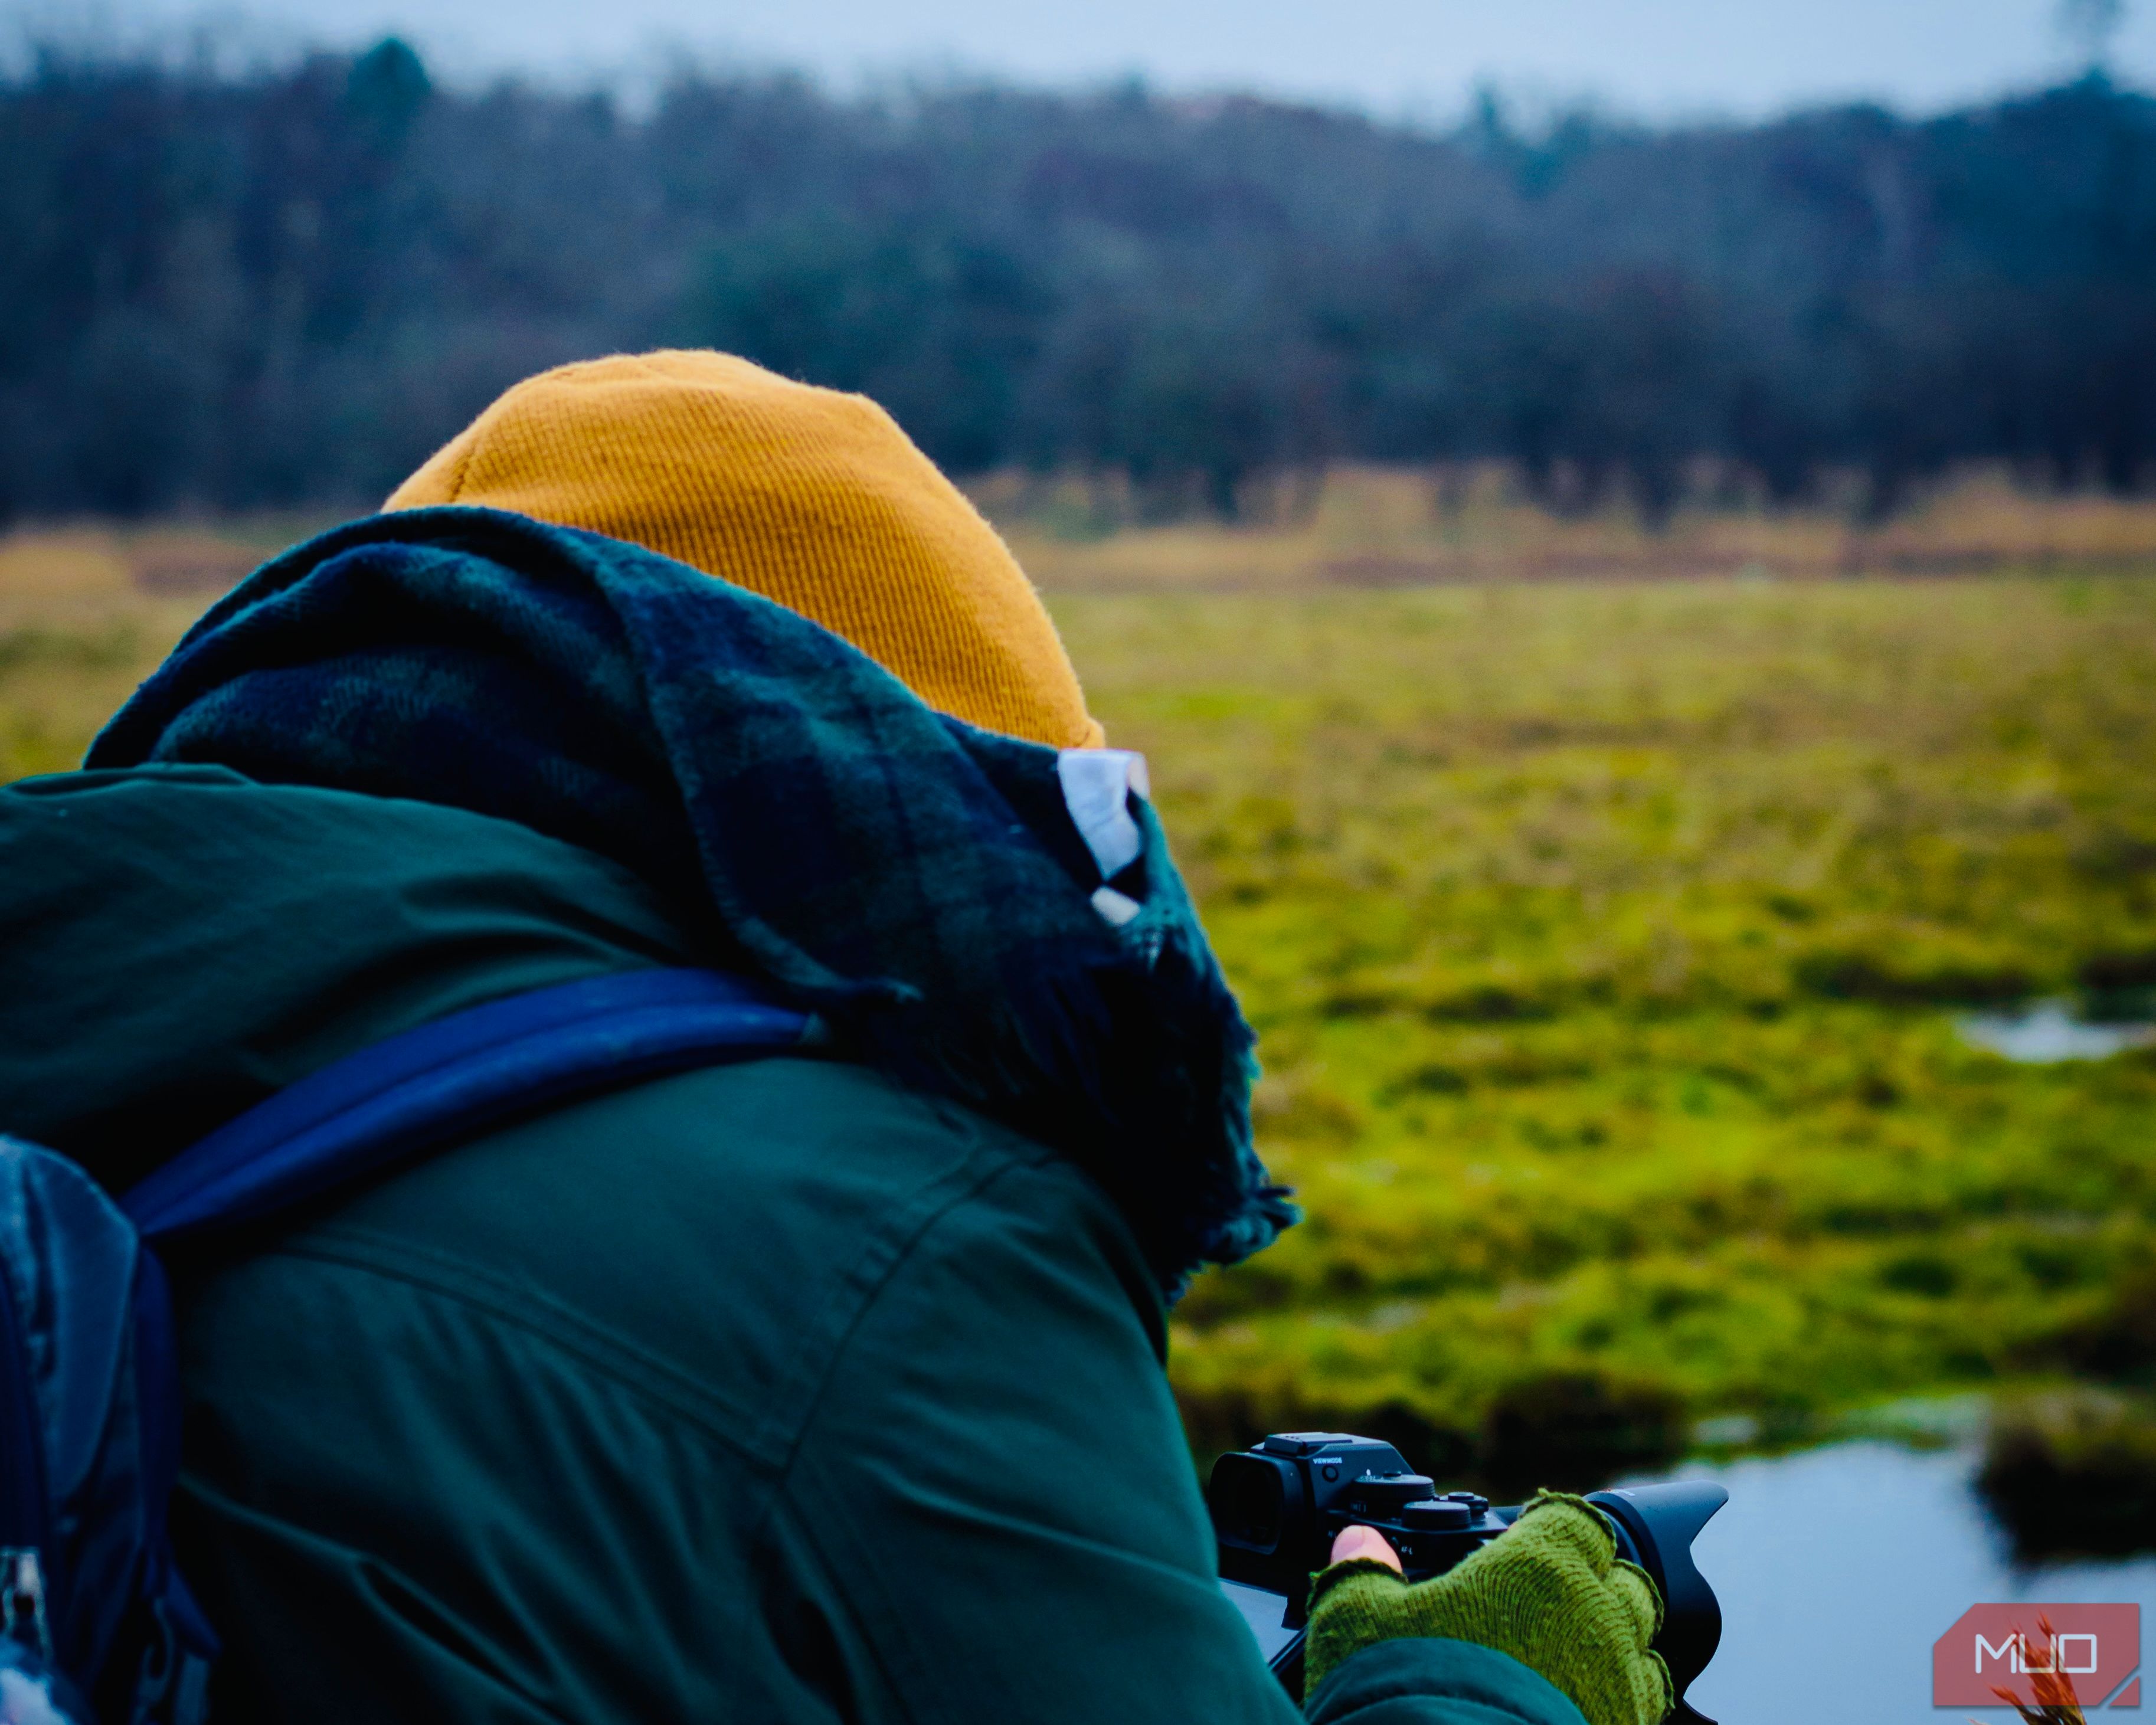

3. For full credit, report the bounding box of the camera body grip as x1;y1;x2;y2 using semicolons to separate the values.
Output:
1208;1432;1725;1723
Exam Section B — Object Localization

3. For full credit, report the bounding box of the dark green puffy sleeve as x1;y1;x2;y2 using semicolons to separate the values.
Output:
773;1154;1588;1725
1308;1640;1594;1725
771;1151;1303;1723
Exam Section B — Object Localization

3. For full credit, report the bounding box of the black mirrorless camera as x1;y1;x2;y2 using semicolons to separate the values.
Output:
1209;1432;1728;1725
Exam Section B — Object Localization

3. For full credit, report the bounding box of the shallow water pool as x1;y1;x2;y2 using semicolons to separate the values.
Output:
1664;1441;2156;1723
1957;999;2156;1062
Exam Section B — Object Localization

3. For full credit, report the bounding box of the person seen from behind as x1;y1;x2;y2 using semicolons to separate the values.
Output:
0;351;1668;1724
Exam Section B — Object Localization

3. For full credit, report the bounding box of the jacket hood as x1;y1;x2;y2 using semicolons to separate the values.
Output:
83;510;1294;1292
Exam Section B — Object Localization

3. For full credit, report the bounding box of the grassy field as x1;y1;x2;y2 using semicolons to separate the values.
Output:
1044;565;2156;1484
990;463;2156;590
0;524;300;783
9;486;2156;1489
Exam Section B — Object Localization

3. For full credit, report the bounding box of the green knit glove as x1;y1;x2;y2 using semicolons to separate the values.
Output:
1303;1492;1673;1725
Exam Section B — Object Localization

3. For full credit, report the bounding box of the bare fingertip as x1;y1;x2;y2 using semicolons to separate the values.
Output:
1330;1524;1405;1573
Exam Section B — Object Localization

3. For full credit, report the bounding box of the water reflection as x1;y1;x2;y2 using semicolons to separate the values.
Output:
1665;1442;2156;1724
1958;1000;2155;1062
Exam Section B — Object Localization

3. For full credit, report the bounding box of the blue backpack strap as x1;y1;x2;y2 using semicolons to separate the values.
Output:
122;967;816;1242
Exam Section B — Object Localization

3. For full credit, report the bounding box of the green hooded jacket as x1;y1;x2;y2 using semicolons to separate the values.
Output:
0;764;1586;1725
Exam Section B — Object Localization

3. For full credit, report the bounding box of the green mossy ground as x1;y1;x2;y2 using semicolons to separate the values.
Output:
1051;577;2156;1478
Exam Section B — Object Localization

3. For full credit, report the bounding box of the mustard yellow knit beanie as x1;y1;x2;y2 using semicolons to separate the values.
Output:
385;350;1102;749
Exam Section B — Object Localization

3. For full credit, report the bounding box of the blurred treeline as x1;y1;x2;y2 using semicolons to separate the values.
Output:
6;35;2156;522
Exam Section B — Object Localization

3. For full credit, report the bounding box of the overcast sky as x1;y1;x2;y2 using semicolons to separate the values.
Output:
41;0;2156;121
